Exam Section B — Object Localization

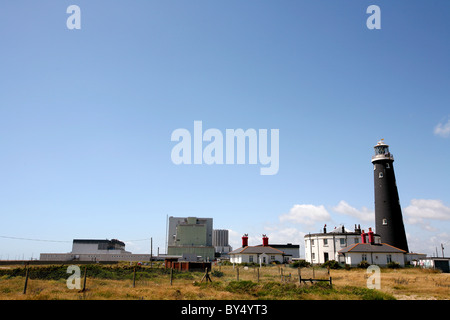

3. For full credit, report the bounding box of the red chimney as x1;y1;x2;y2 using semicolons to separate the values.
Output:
242;234;248;247
361;230;366;244
368;227;375;245
262;234;269;246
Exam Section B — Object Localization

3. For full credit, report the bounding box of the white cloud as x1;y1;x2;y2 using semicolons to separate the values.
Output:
279;204;331;226
332;200;374;223
404;199;450;223
263;226;305;245
434;118;450;138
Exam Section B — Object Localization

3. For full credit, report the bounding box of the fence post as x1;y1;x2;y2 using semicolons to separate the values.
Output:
257;268;260;283
170;267;173;286
329;276;333;288
23;267;29;294
81;266;87;292
133;267;136;288
236;267;239;281
298;267;301;285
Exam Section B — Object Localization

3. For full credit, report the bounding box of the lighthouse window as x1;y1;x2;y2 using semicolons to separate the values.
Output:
379;172;383;178
382;219;388;225
386;163;390;169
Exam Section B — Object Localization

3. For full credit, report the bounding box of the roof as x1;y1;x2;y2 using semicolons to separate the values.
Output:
339;243;407;254
229;246;286;255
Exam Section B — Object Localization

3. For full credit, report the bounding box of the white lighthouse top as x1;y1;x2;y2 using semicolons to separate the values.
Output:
372;139;394;163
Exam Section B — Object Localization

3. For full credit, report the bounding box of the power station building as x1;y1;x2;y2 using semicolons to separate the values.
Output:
212;229;233;257
40;239;151;262
167;216;216;261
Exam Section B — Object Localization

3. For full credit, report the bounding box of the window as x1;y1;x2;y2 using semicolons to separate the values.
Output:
311;253;315;260
386;163;390;169
387;254;392;264
340;238;346;246
270;255;275;261
323;239;328;246
362;254;367;261
379;172;383;178
354;238;359;244
249;255;253;263
383;218;388;225
311;239;315;246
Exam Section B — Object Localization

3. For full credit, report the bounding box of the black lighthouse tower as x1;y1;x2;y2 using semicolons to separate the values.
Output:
372;139;409;252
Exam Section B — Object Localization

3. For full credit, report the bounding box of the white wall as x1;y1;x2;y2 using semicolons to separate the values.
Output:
344;252;405;267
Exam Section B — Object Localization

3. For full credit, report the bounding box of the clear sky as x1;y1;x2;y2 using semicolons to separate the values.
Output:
1;0;449;259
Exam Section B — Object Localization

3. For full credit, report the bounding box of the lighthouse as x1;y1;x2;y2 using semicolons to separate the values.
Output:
372;139;409;252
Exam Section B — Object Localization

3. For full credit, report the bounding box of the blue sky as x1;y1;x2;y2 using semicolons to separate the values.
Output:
0;0;449;259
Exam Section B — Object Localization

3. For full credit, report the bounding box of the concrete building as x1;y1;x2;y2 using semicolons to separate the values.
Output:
212;229;233;257
167;216;215;261
304;225;381;264
412;257;450;273
40;239;151;262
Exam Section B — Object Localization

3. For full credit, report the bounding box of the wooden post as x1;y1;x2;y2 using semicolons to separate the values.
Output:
201;267;212;283
150;237;153;268
132;267;136;288
81;266;87;292
298;267;301;285
170;267;173;286
236;267;239;281
23;267;29;294
329;276;332;288
257;268;260;283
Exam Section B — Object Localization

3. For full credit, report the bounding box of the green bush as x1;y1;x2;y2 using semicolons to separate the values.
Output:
357;260;371;269
321;260;342;269
387;261;401;269
290;260;311;268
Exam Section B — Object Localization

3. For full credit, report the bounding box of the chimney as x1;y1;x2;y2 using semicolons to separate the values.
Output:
361;230;366;244
323;224;327;233
242;234;248;247
262;234;269;247
368;227;375;245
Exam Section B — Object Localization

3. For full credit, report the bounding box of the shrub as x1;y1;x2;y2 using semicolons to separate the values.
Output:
387;261;401;269
211;270;224;278
357;260;371;269
321;260;342;269
290;260;311;268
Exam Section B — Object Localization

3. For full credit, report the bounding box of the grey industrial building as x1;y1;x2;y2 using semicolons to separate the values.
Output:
40;239;151;262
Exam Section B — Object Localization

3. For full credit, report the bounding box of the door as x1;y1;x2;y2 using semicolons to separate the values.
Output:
324;252;329;262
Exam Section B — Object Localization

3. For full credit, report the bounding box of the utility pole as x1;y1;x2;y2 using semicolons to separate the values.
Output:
441;243;445;258
150;237;153;268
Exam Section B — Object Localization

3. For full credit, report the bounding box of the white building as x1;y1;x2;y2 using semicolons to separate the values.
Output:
339;243;407;267
228;234;294;264
304;225;381;264
229;246;286;265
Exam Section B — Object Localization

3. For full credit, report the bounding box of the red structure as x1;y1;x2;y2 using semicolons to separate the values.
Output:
262;234;269;246
361;230;367;244
242;234;248;247
368;227;375;245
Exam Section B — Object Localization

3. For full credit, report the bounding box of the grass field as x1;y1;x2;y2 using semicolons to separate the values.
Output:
0;263;448;300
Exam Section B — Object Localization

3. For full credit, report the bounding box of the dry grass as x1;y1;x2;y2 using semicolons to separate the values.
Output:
0;264;448;300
